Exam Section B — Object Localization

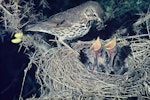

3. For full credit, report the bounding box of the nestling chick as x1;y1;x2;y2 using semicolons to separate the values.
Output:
85;37;128;74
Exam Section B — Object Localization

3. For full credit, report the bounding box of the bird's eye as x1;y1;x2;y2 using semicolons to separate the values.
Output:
93;14;97;17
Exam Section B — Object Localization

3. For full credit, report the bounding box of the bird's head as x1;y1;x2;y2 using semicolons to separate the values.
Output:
83;1;104;30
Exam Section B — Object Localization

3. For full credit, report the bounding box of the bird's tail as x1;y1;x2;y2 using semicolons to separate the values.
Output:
25;23;52;33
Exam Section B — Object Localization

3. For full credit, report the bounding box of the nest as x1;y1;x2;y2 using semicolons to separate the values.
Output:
20;33;150;100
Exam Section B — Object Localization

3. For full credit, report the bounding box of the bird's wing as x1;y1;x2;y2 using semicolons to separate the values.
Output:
46;12;74;27
26;16;73;32
25;17;73;33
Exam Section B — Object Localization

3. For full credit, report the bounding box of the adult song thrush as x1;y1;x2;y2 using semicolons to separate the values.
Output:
26;1;104;54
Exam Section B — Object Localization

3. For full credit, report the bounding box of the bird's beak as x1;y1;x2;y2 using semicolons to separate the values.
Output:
90;37;101;72
90;37;101;51
104;37;116;57
97;17;103;22
96;18;104;30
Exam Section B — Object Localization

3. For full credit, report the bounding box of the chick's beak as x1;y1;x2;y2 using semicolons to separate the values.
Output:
104;37;116;57
90;37;101;72
90;37;101;51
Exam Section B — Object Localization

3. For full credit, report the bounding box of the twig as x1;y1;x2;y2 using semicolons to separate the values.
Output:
146;6;150;39
0;4;12;15
117;34;149;41
133;13;150;26
19;52;36;100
